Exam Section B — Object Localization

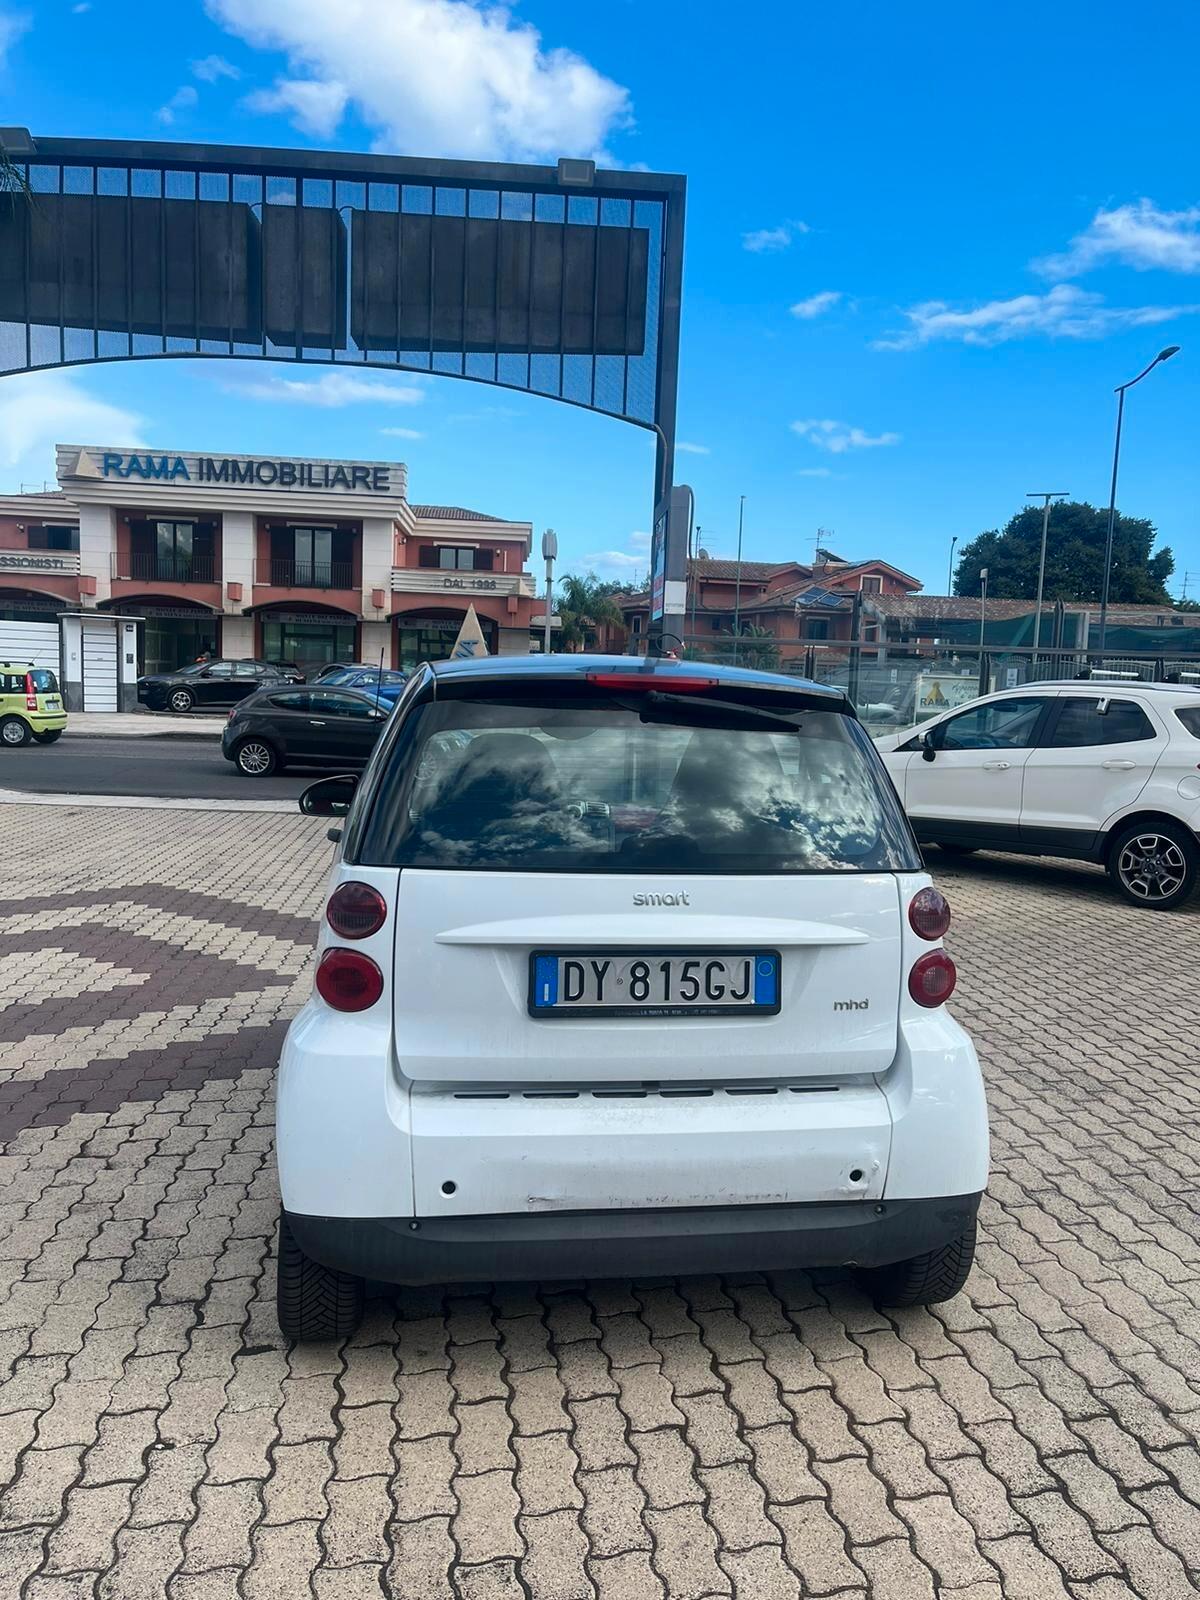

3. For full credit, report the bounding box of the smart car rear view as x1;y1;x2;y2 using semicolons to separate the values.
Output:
276;656;988;1338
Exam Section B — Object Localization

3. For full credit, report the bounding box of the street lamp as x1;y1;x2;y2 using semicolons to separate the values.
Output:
947;535;958;595
732;495;746;664
978;566;989;655
1098;345;1180;653
1026;491;1068;670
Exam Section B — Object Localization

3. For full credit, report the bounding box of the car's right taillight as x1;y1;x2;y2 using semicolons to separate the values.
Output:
908;949;957;1008
315;948;384;1012
326;881;388;939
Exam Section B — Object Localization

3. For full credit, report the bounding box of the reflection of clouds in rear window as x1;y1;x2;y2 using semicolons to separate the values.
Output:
374;699;917;873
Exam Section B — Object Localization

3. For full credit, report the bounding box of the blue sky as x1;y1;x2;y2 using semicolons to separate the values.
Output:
2;0;1198;596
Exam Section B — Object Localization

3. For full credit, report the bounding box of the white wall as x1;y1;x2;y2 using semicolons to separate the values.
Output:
360;620;391;669
77;504;116;604
221;615;254;658
221;511;255;613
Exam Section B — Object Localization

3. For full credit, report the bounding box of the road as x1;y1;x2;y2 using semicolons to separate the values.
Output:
0;735;310;800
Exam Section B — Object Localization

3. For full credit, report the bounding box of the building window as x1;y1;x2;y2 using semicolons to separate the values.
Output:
129;520;217;583
859;574;883;593
267;526;353;589
419;545;494;571
804;618;830;640
631;615;643;635
27;525;78;552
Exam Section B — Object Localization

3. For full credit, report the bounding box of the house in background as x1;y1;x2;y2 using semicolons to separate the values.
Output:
616;546;923;656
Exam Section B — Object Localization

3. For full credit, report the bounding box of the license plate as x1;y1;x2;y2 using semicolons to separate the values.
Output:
529;950;781;1018
44;698;60;709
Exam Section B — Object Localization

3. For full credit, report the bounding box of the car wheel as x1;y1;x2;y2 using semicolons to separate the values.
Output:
234;738;277;777
32;730;63;744
0;715;31;748
859;1220;977;1308
168;688;195;714
1108;820;1198;911
276;1210;363;1340
935;843;978;857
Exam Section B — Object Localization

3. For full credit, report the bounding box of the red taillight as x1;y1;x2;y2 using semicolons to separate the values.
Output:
909;950;957;1008
909;887;951;940
585;672;719;693
315;948;384;1012
24;673;37;711
326;881;388;940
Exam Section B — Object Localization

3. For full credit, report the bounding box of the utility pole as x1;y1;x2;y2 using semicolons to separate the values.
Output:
690;524;701;645
947;535;958;596
1025;492;1068;670
978;566;989;696
541;529;557;656
732;495;746;665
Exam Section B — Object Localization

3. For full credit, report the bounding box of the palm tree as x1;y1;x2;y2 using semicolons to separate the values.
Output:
555;573;627;653
724;623;780;671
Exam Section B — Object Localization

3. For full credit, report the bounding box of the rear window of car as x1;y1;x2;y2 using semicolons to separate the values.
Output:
1;668;58;693
357;687;919;874
1175;706;1200;738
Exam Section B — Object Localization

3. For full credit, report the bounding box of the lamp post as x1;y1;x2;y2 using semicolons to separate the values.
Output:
1025;491;1068;670
977;566;989;694
947;535;958;596
1098;345;1180;653
732;495;746;665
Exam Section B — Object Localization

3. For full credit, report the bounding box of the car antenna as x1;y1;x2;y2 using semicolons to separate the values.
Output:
376;646;385;707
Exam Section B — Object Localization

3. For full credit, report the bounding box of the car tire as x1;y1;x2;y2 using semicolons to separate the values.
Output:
167;688;195;714
234;738;278;777
859;1220;977;1308
0;715;32;748
1107;819;1199;911
32;730;63;744
276;1210;364;1340
935;843;978;857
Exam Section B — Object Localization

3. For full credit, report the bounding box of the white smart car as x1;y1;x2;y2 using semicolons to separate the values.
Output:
876;680;1200;909
276;655;988;1338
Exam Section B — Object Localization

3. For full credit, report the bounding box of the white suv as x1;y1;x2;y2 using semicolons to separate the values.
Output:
276;655;988;1339
876;681;1200;909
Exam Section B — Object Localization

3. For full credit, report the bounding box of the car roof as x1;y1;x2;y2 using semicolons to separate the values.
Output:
986;679;1200;695
426;652;846;700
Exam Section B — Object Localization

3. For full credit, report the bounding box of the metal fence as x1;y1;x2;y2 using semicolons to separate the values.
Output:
671;638;1200;736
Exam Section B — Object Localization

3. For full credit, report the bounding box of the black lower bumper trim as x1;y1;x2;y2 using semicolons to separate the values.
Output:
287;1193;983;1286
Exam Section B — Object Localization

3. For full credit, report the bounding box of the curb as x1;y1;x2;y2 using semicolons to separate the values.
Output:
0;787;299;814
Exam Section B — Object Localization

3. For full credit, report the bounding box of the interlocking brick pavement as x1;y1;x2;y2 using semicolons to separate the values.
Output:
1;804;1199;1598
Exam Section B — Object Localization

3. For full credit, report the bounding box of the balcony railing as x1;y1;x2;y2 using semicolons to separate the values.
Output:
113;552;218;583
255;559;355;590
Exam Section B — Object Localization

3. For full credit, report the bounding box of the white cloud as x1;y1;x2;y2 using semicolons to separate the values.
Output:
243;78;349;139
156;85;199;125
742;220;809;254
676;441;709;455
796;467;833;477
72;3;90;12
0;9;30;64
207;0;632;161
876;283;1199;350
0;371;146;482
581;529;649;578
791;419;900;454
227;369;425;407
380;426;424;440
1036;200;1200;278
192;53;241;82
790;290;842;319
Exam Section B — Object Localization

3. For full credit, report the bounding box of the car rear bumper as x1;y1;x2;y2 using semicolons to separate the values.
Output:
287;1191;983;1285
29;713;67;732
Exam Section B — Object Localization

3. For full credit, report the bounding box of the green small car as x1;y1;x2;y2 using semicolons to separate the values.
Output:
0;663;68;747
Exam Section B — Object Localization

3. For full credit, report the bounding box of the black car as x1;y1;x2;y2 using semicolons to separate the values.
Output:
138;659;299;714
221;684;390;776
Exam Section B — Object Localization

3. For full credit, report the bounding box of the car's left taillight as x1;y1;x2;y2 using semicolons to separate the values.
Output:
24;673;37;711
908;949;957;1007
315;948;384;1012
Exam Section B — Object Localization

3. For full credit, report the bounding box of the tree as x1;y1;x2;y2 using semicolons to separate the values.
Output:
555;573;627;652
723;623;780;671
953;501;1173;605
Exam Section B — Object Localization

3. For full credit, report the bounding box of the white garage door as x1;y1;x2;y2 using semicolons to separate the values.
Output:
0;620;61;677
81;620;118;712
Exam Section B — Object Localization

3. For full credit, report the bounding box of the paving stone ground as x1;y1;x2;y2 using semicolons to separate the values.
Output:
1;802;1199;1599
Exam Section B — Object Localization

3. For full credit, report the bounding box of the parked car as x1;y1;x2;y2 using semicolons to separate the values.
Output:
876;681;1200;909
315;664;409;694
312;661;371;682
273;654;988;1338
221;683;391;776
0;663;67;747
138;659;296;714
